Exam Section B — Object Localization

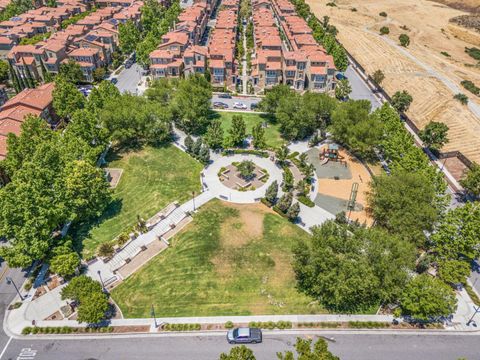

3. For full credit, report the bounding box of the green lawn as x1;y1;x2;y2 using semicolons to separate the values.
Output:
112;200;325;317
73;145;203;259
215;111;284;148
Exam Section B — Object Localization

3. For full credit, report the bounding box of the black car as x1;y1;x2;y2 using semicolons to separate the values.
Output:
125;61;132;69
110;78;118;84
227;327;262;344
218;93;232;99
250;103;259;110
213;101;229;109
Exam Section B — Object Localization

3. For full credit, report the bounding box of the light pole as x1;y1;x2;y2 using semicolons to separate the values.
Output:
150;304;158;328
192;191;196;212
467;306;480;326
6;276;24;301
97;270;105;292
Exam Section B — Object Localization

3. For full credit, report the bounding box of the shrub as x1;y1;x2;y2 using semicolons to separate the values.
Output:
31;327;40;334
465;284;480;307
454;93;469;105
380;26;390;35
440;51;451;57
326;2;336;6
297;195;315;207
399;34;410;47
222;149;269;158
465;47;480;61
379;11;387;17
98;242;114;258
351;7;357;12
22;327;32;335
24;279;32;291
348;321;390;329
461;80;480;96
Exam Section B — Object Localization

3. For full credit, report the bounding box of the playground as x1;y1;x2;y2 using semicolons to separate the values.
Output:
307;144;375;225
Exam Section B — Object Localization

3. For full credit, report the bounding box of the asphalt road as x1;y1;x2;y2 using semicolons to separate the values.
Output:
2;332;480;360
212;94;261;110
114;63;143;94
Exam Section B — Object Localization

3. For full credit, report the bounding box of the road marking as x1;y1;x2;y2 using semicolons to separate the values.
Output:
0;265;9;283
0;337;12;359
16;348;37;360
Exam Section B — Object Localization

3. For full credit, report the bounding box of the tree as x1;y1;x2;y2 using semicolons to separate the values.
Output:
367;171;438;245
228;115;246;147
236;160;255;179
0;60;9;82
400;274;457;322
399;34;410;47
460;162;480;197
259;84;293;115
145;78;175;105
204;120;224;149
379;11;387;17
61;276;109;324
293;221;415;312
335;79;352;100
380;26;390;35
219;345;256;360
136;32;159;66
330;100;383;159
438;260;471;286
53;76;85;119
286;202;300;221
50;251;80;278
431;202;480;262
275;145;290;165
251;123;266;149
277;192;293;213
93;67;106;82
87;80;121;111
419;121;449;152
171;74;212;134
59;59;84;83
391;90;413;113
119;20;141;54
184;135;194;153
264;180;278;205
63;160;111;222
192;137;202;156
98;242;114;258
198;145;210;165
277;337;339;360
454;93;469;105
372;70;385;86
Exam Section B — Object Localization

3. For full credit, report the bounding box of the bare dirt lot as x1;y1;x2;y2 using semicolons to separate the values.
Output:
307;0;480;163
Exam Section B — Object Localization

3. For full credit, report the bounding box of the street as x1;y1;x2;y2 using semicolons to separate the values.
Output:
2;332;480;360
212;94;261;110
113;63;143;94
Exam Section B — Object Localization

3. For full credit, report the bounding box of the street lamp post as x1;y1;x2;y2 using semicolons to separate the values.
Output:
97;270;105;292
467;306;480;326
192;191;196;212
150;304;158;328
6;276;24;301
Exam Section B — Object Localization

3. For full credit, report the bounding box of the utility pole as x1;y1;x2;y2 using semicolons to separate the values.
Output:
192;190;196;211
151;304;158;328
97;270;105;292
467;306;480;326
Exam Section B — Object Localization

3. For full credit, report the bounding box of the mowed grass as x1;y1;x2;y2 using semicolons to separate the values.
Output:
112;199;325;317
215;111;284;148
73;145;203;259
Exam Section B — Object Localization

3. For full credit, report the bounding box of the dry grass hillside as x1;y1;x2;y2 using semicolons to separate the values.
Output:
432;0;480;13
306;0;480;163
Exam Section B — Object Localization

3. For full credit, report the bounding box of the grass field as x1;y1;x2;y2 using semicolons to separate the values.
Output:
112;200;325;317
73;145;203;259
214;111;284;149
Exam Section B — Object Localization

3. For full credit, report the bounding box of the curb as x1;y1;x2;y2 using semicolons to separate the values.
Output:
8;328;480;341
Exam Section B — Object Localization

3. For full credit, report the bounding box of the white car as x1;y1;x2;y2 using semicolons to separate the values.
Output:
233;102;247;110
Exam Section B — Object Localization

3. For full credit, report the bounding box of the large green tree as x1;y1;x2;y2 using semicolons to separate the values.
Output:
391;90;413;113
119;20;141;54
460;162;480;197
277;337;339;360
330;100;383;159
438;260;471;287
293;221;415;312
171;74;212;134
227;115;246;147
53;76;85;119
335;79;352;100
259;84;293;115
400;274;457;322
419;121;449;152
367;171;438;246
204;119;224;149
87;80;121;111
431;202;480;262
219;345;256;360
59;59;84;83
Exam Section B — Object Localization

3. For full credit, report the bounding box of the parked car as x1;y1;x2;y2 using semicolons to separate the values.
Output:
213;101;229;109
233;102;247;110
110;78;118;84
250;102;259;110
218;93;232;99
227;328;262;344
125;61;132;69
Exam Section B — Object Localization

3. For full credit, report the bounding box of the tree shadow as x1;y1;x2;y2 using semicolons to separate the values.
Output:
72;198;123;255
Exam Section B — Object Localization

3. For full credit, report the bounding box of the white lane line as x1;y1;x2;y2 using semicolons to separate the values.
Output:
0;336;12;359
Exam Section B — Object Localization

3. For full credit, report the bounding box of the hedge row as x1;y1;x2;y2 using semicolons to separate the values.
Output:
163;323;201;331
466;284;480;307
22;326;113;335
248;321;292;329
222;149;269;158
298;322;341;328
297;195;315;207
297;321;390;329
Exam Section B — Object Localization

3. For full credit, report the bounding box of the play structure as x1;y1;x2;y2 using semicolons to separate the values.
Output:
319;144;346;166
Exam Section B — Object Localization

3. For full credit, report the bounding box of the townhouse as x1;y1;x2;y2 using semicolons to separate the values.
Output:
149;1;210;80
0;82;55;160
7;1;141;82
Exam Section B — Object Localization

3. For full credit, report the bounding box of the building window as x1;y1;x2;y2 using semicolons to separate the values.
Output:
286;70;295;77
297;62;305;70
266;70;277;77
